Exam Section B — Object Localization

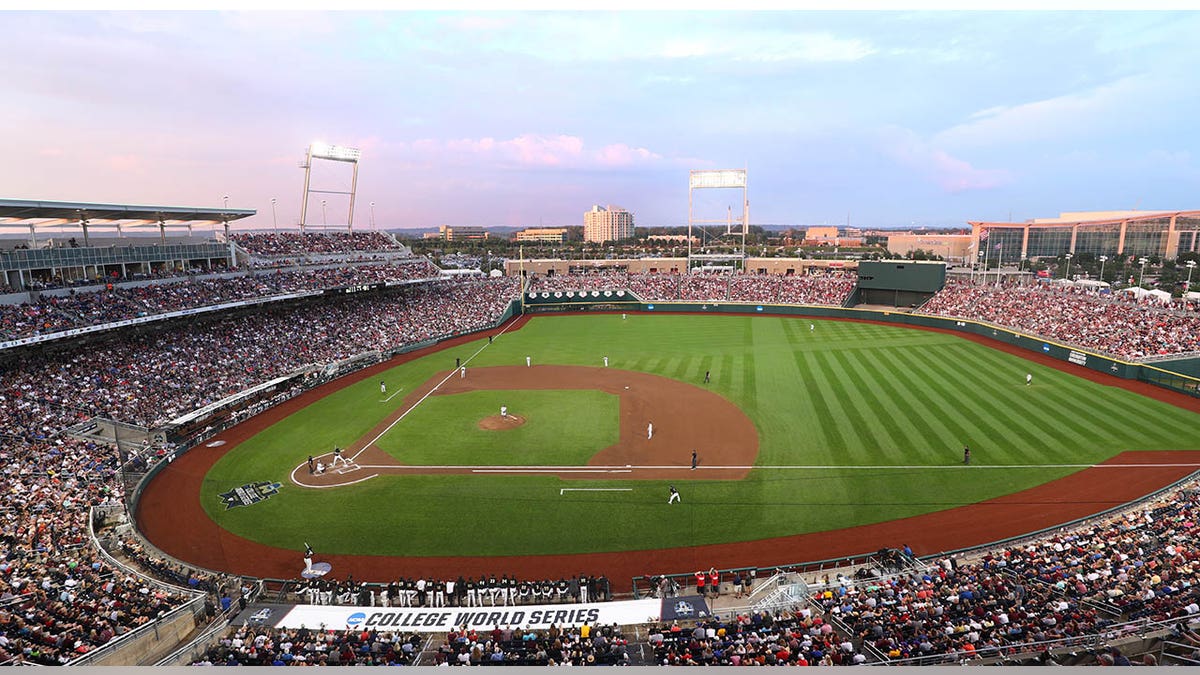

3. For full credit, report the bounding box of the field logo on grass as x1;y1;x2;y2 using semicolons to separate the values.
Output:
219;481;282;510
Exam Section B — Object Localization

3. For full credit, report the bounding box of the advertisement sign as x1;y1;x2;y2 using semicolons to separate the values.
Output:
273;598;662;632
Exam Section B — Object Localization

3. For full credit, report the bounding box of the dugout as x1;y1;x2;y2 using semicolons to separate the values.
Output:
854;260;946;307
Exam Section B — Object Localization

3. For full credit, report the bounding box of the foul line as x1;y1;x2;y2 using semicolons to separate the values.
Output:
349;320;518;463
560;488;633;495
379;389;403;403
317;462;1200;472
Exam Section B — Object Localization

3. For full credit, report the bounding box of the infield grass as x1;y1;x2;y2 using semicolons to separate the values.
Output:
201;312;1200;557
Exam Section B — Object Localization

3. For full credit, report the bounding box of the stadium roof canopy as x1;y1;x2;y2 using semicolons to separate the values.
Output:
0;198;255;226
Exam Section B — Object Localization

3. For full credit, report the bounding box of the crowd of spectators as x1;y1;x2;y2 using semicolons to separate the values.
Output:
0;431;197;665
0;273;523;664
189;625;424;666
429;622;631;666
1;277;520;428
298;574;611;608
920;279;1200;358
807;478;1200;664
527;270;856;306
0;261;440;341
230;232;405;257
647;608;861;666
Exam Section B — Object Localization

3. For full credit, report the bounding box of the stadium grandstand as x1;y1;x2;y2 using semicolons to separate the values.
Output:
2;224;1199;667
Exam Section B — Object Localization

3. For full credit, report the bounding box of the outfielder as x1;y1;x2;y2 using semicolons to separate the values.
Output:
380;380;387;394
1026;372;1033;386
668;485;680;504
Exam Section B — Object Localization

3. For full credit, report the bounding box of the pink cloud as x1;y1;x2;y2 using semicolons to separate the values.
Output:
409;134;673;170
107;154;142;172
880;127;1011;194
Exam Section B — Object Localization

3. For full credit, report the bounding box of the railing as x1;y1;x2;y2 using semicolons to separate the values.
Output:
154;604;242;666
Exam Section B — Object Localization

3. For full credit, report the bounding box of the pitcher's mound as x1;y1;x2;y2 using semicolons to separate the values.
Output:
479;414;526;430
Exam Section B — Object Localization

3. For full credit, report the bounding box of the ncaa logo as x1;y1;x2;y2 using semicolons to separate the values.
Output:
346;612;367;627
674;601;695;617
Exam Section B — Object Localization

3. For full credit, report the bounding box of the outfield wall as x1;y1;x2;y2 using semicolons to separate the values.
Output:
522;297;1200;398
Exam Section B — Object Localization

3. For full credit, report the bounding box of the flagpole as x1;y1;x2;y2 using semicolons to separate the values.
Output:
996;244;1003;286
982;242;989;286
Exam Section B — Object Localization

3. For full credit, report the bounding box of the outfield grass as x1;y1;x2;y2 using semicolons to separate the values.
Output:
200;313;1200;557
374;390;619;465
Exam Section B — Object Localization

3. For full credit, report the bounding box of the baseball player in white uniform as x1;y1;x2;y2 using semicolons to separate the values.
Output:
647;421;654;440
603;356;609;367
500;406;508;418
460;366;466;379
526;355;531;367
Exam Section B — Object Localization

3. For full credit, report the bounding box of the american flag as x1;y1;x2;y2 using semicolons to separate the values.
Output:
979;229;990;241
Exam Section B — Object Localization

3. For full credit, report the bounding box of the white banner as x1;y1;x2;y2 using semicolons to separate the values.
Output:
274;599;661;632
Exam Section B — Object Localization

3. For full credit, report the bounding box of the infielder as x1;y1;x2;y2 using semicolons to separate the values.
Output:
526;355;531;367
668;485;680;504
603;356;609;367
647;421;654;440
460;366;466;379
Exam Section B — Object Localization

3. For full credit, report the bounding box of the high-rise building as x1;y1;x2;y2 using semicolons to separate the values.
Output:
583;205;634;243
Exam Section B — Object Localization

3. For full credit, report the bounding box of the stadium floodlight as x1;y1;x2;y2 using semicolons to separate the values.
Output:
688;169;749;271
689;169;747;190
1138;257;1149;288
1064;252;1073;280
1099;255;1108;282
310;141;361;163
1186;260;1197;291
300;141;363;232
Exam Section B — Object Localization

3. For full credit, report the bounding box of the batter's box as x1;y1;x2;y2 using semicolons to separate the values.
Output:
334;463;361;474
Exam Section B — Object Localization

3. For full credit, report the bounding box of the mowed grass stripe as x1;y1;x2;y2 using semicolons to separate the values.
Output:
842;348;953;461
911;346;1062;463
932;345;1093;460
794;351;850;455
886;347;1024;462
825;350;918;463
809;351;892;458
962;345;1174;445
864;349;972;460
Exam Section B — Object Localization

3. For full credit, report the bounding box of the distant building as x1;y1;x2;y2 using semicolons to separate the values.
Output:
646;234;698;244
584;205;634;243
888;234;973;261
803;226;862;247
438;225;489;241
971;210;1200;259
515;227;567;243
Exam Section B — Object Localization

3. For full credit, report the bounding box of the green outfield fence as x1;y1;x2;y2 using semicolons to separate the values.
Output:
521;295;1200;399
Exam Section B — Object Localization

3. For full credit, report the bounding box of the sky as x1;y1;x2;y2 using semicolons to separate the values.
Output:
2;10;1200;230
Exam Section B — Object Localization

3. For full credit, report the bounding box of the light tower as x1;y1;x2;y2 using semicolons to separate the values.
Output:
299;141;362;234
687;169;748;273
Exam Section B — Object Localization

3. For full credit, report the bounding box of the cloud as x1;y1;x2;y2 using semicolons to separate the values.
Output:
880;128;1011;194
407;134;672;170
107;155;143;172
934;75;1159;149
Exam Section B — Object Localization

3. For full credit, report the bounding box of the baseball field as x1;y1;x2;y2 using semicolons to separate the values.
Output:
136;312;1200;584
